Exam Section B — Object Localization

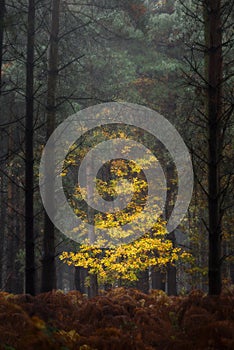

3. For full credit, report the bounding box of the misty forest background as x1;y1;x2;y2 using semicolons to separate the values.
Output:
0;0;233;298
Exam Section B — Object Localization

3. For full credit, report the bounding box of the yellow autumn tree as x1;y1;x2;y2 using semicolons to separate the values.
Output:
60;221;189;284
59;125;191;285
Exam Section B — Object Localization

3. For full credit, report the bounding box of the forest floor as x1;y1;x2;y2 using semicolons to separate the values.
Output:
0;287;233;350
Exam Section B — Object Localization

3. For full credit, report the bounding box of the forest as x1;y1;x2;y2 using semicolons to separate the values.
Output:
0;0;233;349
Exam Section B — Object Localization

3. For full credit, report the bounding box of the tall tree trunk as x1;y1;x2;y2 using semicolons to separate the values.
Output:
0;0;5;93
0;171;5;289
136;269;149;294
167;232;177;295
41;0;60;292
167;261;177;295
230;263;234;284
5;124;15;292
88;274;98;298
74;266;88;294
74;267;82;292
166;164;177;295
25;0;35;295
14;184;24;294
203;0;223;295
86;160;98;298
151;269;166;291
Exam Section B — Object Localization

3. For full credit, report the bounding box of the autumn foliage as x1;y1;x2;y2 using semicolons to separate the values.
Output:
0;288;233;349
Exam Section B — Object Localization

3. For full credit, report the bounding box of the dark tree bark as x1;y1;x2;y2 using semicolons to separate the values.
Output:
136;269;149;294
25;0;36;295
86;156;98;298
74;267;82;292
166;164;177;295
203;0;223;295
74;266;88;294
151;270;166;291
0;0;5;93
230;263;234;284
41;0;60;292
5;125;16;292
167;261;177;295
88;274;98;298
0;171;5;289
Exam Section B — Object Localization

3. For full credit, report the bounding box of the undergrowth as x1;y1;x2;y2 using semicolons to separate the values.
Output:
0;288;233;350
